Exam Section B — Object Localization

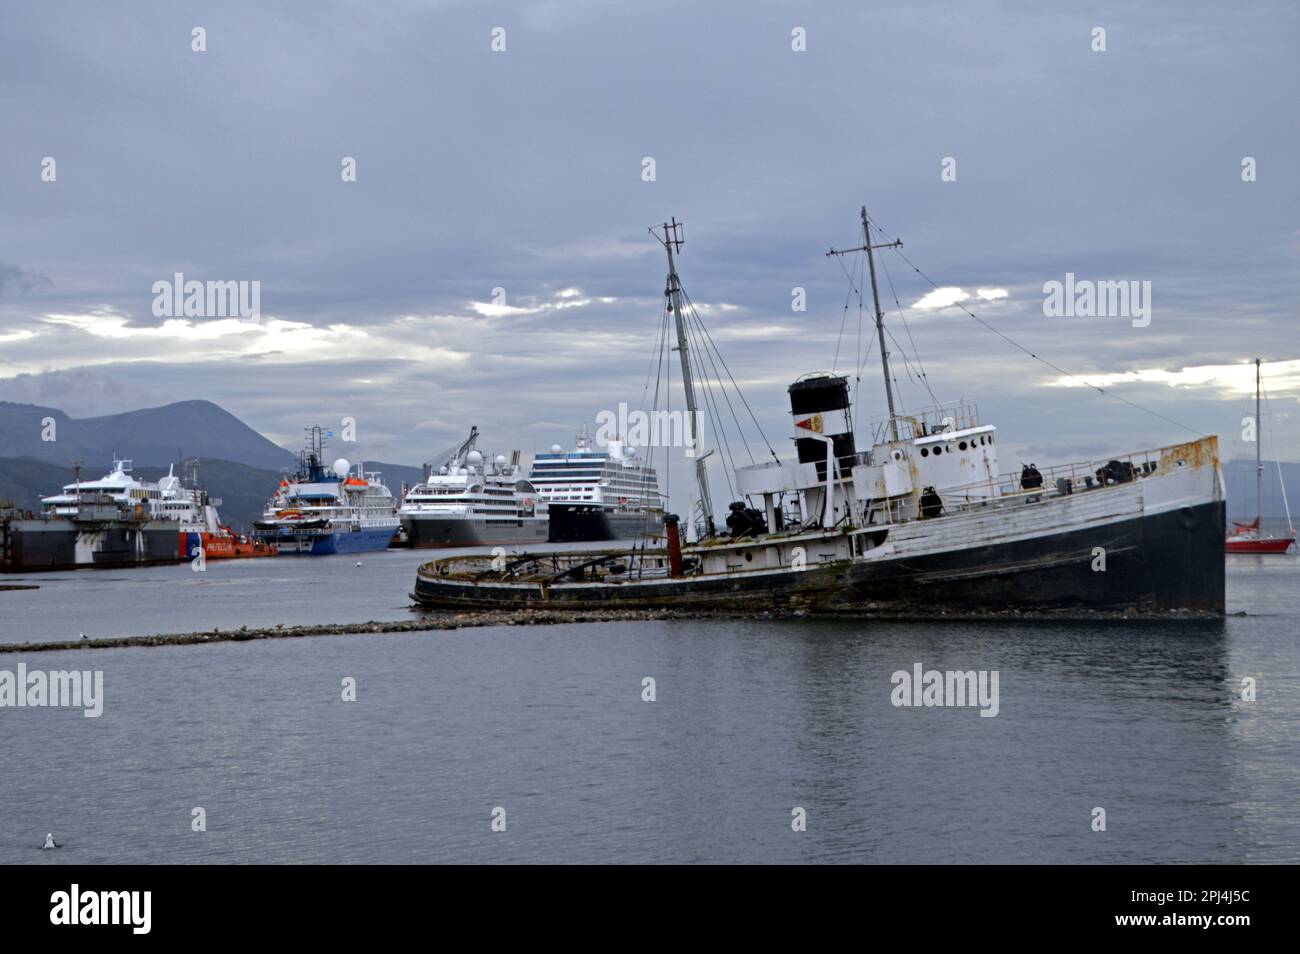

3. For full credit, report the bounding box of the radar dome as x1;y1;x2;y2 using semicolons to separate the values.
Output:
466;450;484;467
495;454;507;466
551;444;562;453
332;458;351;477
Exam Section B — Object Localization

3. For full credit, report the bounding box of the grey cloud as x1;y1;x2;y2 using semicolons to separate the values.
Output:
0;0;1296;518
0;262;52;297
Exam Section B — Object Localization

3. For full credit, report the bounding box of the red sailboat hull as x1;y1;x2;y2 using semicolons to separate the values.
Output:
1225;518;1294;553
1225;537;1294;553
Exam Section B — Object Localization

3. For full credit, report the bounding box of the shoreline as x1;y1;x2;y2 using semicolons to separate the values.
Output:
0;606;1231;655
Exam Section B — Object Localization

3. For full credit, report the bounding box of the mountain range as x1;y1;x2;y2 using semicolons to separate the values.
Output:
0;399;296;470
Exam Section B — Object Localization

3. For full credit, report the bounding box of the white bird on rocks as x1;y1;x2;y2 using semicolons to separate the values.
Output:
42;832;58;849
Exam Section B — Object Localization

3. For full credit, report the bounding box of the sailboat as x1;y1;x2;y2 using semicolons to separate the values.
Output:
1225;358;1295;553
413;209;1226;616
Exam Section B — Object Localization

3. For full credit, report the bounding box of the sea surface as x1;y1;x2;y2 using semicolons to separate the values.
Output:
1;552;1296;864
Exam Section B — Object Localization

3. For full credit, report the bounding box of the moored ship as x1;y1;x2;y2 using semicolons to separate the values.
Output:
253;427;399;555
400;427;549;548
1;459;183;572
529;426;665;542
413;210;1226;617
156;463;277;561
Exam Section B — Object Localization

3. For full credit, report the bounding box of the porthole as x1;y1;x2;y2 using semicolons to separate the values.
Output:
933;446;942;455
959;441;968;451
744;552;753;562
920;447;929;457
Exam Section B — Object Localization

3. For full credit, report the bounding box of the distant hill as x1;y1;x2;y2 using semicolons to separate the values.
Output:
0;457;72;515
0;399;297;470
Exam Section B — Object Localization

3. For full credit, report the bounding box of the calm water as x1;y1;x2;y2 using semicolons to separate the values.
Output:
1;554;1296;863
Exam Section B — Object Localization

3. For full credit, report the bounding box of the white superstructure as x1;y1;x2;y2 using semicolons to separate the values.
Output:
527;426;660;510
400;428;548;547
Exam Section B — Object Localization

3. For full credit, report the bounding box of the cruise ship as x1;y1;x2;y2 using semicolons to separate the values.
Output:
2;457;268;572
253;428;399;555
400;427;549;548
528;426;665;542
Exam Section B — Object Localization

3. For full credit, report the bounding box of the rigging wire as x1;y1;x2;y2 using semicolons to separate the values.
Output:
680;293;757;466
878;247;940;407
831;232;866;373
1258;376;1295;531
680;304;739;504
676;283;780;462
860;212;1205;439
650;293;671;511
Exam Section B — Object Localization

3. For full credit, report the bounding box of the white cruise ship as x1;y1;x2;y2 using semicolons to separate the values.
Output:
42;459;223;552
400;427;548;548
528;425;664;542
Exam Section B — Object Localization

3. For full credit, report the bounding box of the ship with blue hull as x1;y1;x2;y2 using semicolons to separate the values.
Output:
254;427;399;556
264;524;399;556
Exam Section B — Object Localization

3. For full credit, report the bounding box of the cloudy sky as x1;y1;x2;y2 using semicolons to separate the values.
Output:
2;1;1296;510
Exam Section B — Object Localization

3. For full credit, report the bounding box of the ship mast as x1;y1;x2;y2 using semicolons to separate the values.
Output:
653;218;715;537
1255;357;1263;524
827;207;903;442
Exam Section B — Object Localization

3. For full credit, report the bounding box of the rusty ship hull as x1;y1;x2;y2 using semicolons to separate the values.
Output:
413;436;1226;618
413;500;1224;615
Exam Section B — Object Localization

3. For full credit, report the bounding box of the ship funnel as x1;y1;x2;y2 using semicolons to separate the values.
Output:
788;373;856;479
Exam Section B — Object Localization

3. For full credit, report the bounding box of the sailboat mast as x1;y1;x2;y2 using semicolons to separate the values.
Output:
1256;357;1263;523
861;207;900;443
658;219;715;536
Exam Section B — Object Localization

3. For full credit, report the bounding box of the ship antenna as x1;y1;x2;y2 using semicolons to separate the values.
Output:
828;206;904;442
651;217;716;537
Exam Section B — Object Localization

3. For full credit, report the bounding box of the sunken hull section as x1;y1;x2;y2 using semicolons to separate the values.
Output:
413;437;1226;617
413;502;1224;614
547;504;665;543
1;515;183;573
403;516;550;549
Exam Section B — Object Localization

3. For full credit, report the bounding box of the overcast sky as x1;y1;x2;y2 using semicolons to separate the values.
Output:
1;1;1296;511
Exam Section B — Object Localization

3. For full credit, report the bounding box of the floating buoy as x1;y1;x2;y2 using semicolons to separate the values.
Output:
42;833;58;850
355;561;362;567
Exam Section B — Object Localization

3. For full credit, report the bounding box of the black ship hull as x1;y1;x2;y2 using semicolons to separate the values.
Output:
547;503;664;543
403;515;550;549
1;517;183;573
414;500;1226;616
